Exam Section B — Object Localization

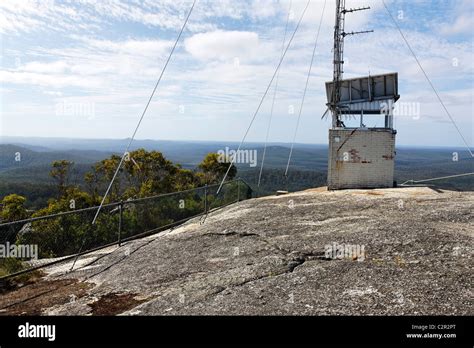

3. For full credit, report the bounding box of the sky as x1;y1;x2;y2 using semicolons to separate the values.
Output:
0;0;473;148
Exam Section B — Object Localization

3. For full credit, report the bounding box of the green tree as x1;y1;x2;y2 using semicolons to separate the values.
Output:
85;149;197;201
123;149;178;197
50;160;74;197
85;155;122;202
1;194;28;222
84;170;100;201
174;168;200;191
198;153;237;185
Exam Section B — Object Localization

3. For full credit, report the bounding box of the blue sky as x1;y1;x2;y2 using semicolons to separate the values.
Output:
0;0;473;148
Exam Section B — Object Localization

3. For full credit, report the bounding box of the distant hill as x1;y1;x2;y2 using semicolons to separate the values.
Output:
0;136;327;169
0;144;114;172
0;139;472;209
0;140;472;181
0;141;329;172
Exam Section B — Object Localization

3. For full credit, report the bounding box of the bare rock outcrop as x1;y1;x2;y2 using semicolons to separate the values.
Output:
2;187;472;316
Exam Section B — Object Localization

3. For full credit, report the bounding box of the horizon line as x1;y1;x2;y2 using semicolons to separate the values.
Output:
0;134;471;150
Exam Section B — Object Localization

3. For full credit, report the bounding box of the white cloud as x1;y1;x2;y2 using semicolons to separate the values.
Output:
249;0;280;20
0;70;103;89
185;30;260;61
43;90;63;97
19;61;69;74
0;0;102;34
72;36;175;58
439;14;474;36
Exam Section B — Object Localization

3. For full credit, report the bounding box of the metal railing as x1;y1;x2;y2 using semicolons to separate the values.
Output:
0;179;252;280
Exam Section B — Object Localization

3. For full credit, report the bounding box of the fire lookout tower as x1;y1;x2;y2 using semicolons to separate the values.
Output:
326;0;400;190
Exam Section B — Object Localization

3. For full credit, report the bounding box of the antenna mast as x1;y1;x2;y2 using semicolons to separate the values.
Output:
330;0;373;128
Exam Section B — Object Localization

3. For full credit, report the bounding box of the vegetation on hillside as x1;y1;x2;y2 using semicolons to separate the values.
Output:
1;144;472;209
0;150;242;276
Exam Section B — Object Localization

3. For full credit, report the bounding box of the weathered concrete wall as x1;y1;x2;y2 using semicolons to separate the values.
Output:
327;128;396;189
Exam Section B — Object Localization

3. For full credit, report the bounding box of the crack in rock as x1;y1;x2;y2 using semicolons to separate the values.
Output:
203;230;259;238
288;252;333;273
